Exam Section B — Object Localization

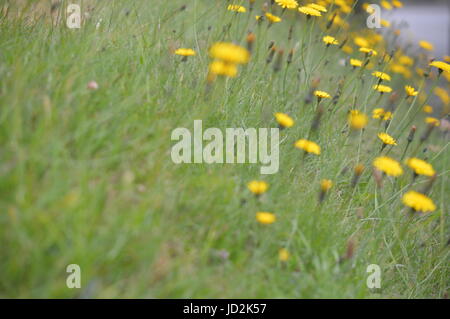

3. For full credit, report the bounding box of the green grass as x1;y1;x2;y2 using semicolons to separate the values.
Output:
0;0;448;298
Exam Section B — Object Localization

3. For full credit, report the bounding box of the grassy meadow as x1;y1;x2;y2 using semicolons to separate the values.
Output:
0;0;449;298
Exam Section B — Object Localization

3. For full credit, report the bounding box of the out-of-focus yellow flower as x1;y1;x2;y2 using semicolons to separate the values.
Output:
247;181;269;195
320;179;333;192
380;0;392;10
373;156;403;177
372;108;385;119
434;87;450;105
359;47;378;56
402;191;436;213
372;71;391;81
398;55;414;66
354;37;369;48
419;40;434;51
227;4;246;13
425;117;440;127
405;158;435;176
350;58;362;67
174;48;196;56
323;35;339;46
314;90;331;99
423;105;433;113
348;110;368;129
275;0;298;9
378;132;397;145
342;45;353;54
373;84;392;93
209;60;238;77
381;19;390;28
295;139;321;155
307;3;327;12
265;12;282;23
429;61;450;73
278;248;290;261
392;0;403;8
209;42;250;64
275;112;295;128
405;85;418;97
298;6;322;17
256;212;276;224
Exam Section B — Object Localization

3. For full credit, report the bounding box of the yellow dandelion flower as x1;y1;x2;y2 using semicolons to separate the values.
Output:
227;5;246;13
429;61;450;73
380;0;392;10
354;37;369;48
265;12;282;23
372;71;392;81
314;90;331;99
278;248;290;262
405;158;435;176
405;85;418;97
381;19;391;28
274;112;295;128
372;108;385;119
425;117;440;127
320;179;333;192
298;6;322;17
434;87;450;105
378;132;397;145
174;48;196;56
209;42;250;64
247;181;269;195
350;58;362;68
419;40;434;51
383;111;393;121
209;60;238;78
275;0;298;9
392;0;403;8
423;105;433;113
294;139;321;155
398;55;414;66
359;47;378;56
256;212;276;224
307;3;327;12
322;35;339;46
402;191;436;213
373;156;403;177
348;110;368;129
373;84;392;93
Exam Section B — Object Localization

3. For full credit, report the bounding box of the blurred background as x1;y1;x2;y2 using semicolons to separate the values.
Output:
386;0;450;57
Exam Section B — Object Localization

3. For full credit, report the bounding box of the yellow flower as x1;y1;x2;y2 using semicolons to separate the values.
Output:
314;90;331;99
209;42;250;64
348;110;368;129
378;132;397;145
307;3;327;12
398;55;414;66
402;191;436;213
274;112;294;128
342;45;353;54
373;84;392;93
227;5;246;13
320;179;333;192
434;87;450;105
294;139;321;155
359;47;378;56
405;85;418;97
247;181;269;195
405;158;435;176
354;37;369;48
278;248;290;262
256;212;276;224
372;71;391;81
419;40;434;51
174;48;196;56
209;60;238;78
298;6;322;17
392;0;403;8
275;0;298;9
429;61;450;73
423;105;433;113
380;0;392;10
372;108;385;119
380;19;390;28
383;111;393;121
425;117;440;127
373;156;403;177
265;12;282;23
322;35;339;46
350;58;362;68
